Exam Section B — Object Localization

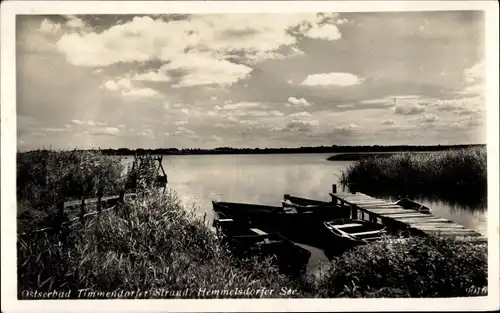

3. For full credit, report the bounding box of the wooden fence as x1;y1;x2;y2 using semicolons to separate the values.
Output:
19;154;168;237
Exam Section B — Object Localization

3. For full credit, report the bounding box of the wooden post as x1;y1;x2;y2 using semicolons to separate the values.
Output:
361;211;365;220
351;206;358;219
119;189;125;203
56;198;68;243
80;194;86;222
57;199;64;220
56;199;64;235
97;188;103;213
332;184;337;194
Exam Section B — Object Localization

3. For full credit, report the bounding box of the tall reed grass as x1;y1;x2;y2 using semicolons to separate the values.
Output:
339;147;487;202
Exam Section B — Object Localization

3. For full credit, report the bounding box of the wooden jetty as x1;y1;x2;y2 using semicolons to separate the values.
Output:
329;185;487;244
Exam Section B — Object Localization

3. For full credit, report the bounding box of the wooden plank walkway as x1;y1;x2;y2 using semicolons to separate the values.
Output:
330;191;487;243
64;193;137;208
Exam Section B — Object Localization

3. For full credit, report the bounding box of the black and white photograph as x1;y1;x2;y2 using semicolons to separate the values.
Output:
1;1;499;312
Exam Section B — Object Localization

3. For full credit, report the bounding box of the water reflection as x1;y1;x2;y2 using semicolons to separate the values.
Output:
121;153;487;236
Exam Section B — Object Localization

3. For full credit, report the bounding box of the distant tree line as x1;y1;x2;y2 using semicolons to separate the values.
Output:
95;144;486;156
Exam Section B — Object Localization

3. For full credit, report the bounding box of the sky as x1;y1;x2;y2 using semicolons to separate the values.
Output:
16;11;486;150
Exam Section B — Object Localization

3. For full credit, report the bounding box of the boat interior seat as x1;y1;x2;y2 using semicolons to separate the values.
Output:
250;228;268;236
217;218;234;223
335;223;363;229
351;230;386;236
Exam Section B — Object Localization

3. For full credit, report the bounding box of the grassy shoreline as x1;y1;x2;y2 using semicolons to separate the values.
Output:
17;150;488;298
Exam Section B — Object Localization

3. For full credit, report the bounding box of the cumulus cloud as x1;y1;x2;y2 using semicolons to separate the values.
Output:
220;102;263;110
214;123;232;128
305;24;342;40
86;127;121;136
459;84;483;96
174;126;197;137
284;119;319;132
132;70;171;82
287;97;313;107
72;119;96;126
39;127;67;133
463;61;484;84
164;53;253;88
121;87;159;98
334;123;359;135
103;78;131;91
301;72;364;87
457;61;485;97
419;114;439;123
337;104;354;108
467;116;484;127
393;102;426;115
65;15;86;29
360;95;421;106
54;14;346;88
137;129;155;138
39;19;61;34
336;18;350;25
289;111;312;118
103;77;160;98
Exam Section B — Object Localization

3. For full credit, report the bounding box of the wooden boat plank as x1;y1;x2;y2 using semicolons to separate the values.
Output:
412;223;467;229
64;194;136;208
358;203;400;208
333;193;372;201
395;217;452;224
385;212;430;219
367;203;403;207
362;205;406;208
365;208;410;215
350;199;389;204
423;227;481;234
350;230;386;236
217;218;234;222
351;202;391;207
330;193;370;202
335;223;364;229
250;228;268;236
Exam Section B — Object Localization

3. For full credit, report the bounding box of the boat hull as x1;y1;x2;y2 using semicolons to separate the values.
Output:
212;201;333;244
212;212;311;276
322;218;386;256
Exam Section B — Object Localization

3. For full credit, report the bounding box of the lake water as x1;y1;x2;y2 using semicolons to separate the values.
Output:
121;153;487;271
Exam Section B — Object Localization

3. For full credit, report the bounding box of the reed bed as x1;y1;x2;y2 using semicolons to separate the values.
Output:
339;147;487;201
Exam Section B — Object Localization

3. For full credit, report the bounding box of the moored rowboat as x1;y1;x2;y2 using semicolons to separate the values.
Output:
212;210;311;275
323;218;386;250
395;197;432;214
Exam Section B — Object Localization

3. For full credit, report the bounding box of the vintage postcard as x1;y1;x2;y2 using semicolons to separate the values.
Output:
1;1;499;312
